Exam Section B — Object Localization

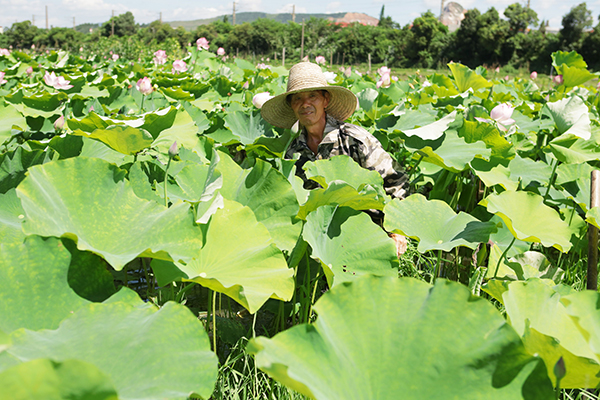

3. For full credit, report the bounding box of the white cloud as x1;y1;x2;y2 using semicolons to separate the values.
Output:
275;3;295;13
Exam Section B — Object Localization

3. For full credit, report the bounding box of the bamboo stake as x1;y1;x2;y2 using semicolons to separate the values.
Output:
588;170;600;290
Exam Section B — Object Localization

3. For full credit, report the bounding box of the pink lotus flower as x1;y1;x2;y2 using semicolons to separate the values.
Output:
252;92;273;109
530;71;537;80
26;66;33;76
376;71;391;88
0;48;10;56
242;81;250;90
476;103;515;131
197;37;209;51
0;72;7;85
495;67;500;73
172;60;188;73
112;54;119;61
377;66;391;77
323;71;337;84
217;47;225;56
168;141;178;158
343;66;352;78
153;50;167;65
554;75;563;85
315;55;326;65
302;55;309;62
256;63;270;70
44;71;73;90
136;77;153;95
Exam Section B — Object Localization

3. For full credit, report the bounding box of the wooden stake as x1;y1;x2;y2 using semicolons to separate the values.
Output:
588;170;600;290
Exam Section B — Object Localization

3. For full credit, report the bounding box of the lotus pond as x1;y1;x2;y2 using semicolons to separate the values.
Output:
1;44;600;399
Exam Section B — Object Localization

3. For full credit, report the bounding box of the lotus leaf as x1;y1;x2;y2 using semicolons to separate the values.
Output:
0;236;89;334
448;62;493;93
303;206;398;285
481;191;573;252
0;101;26;144
72;125;153;155
502;279;600;387
0;359;118;400
0;288;218;400
400;110;456;141
224;110;272;145
0;189;25;245
178;198;294;313
384;194;497;252
248;276;553;399
544;96;591;139
16;157;205;269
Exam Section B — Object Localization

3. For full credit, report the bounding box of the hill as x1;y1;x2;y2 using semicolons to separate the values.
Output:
168;11;377;31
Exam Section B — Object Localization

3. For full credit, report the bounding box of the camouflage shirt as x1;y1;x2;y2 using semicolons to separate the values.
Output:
285;115;409;199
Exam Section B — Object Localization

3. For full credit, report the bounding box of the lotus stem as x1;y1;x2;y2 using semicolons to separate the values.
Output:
212;289;217;353
493;236;516;279
433;249;442;283
543;158;558;205
164;157;172;208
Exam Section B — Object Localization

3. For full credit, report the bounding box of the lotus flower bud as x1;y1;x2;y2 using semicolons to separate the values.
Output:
553;75;563;85
217;47;225;56
554;356;566;381
252;92;272;109
530;71;537;80
136;77;153;95
168;141;178;158
54;115;65;131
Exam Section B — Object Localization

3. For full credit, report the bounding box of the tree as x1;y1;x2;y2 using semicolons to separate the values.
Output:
5;21;39;49
403;11;449;68
378;5;397;29
504;3;538;32
560;2;592;50
101;12;138;37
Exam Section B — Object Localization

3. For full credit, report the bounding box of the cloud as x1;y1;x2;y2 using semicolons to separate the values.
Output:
327;2;342;12
275;3;295;13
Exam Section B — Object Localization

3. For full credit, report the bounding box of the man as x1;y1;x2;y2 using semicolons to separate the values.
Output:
260;61;408;254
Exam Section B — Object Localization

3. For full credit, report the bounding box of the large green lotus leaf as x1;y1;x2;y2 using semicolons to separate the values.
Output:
488;215;531;258
163;152;222;206
178;198;294;313
0;359;118;400
16;157;204;270
503;279;600;387
0;189;25;245
470;157;518;191
560;64;596;88
79;136;128;165
552;50;588;69
303;206;398;286
0;236;89;334
556;162;595;185
248;276;554;400
151;106;200;151
66;112;110;132
448;62;493;93
544;96;591;139
400;111;456;141
4;90;67;118
1;288;218;400
414;130;491;173
0;101;26;145
547;129;600;164
458;119;514;159
216;153;301;252
224;110;271;145
388;108;437;132
481;191;573;252
303;155;386;198
72;125;153;155
384;194;496;252
298;181;385;220
507;155;553;188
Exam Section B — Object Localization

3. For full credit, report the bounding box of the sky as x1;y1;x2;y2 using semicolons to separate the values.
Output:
1;0;600;31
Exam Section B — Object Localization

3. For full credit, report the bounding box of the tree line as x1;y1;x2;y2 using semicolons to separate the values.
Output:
1;3;599;72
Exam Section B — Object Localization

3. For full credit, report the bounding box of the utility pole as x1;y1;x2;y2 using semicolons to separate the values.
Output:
111;10;115;36
160;12;162;23
440;0;445;20
32;15;35;26
292;5;295;23
526;0;530;8
45;6;48;29
232;2;236;25
73;17;76;29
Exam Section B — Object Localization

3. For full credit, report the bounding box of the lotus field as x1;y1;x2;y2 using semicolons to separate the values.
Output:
3;41;600;399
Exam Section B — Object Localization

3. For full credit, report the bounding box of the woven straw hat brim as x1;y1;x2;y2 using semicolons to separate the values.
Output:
260;62;357;129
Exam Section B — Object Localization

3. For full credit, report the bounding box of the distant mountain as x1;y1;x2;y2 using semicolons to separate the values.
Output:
168;11;377;31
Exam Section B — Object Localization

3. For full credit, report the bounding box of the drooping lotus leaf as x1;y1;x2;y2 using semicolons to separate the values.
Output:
586;207;600;229
0;359;119;400
552;50;588;69
400;111;456;140
544;96;591;139
303;155;387;199
16;157;204;270
0;288;218;400
470;157;517;191
0;101;26;145
547;128;600;164
303;206;398;286
507;155;553;188
0;236;89;334
408;129;491;173
78;136;128;165
216;152;302;252
151;106;200;151
448;62;493;93
481;191;573;252
72;125;154;155
458;119;514;159
0;189;25;245
559;64;596;88
502;279;600;387
177;198;294;313
224;110;272;145
248;276;553;400
384;194;497;252
4;89;68;118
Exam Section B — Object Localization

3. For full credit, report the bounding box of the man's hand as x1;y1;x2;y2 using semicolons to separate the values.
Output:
389;233;408;257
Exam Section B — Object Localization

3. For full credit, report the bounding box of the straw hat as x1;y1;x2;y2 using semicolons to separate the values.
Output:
260;62;357;129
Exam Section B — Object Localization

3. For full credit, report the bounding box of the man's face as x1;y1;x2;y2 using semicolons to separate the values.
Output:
289;90;330;129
